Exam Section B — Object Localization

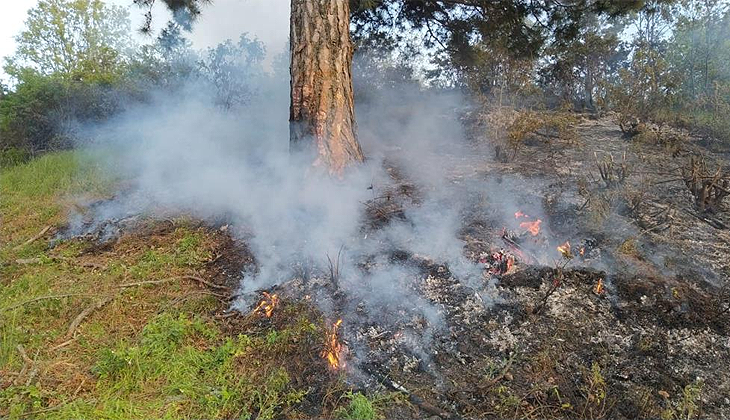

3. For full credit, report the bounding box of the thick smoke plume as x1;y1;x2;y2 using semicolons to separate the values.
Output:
70;44;527;337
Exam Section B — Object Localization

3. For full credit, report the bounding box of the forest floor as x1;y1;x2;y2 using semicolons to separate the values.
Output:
1;115;729;419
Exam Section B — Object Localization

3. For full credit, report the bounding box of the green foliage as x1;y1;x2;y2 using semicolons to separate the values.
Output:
0;0;135;153
334;392;381;420
0;70;130;153
87;313;307;420
4;0;132;82
0;148;31;167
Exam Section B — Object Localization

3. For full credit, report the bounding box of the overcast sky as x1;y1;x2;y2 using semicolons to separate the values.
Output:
0;0;289;83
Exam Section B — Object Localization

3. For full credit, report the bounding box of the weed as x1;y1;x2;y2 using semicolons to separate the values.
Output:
334;392;381;420
678;381;703;420
580;362;610;419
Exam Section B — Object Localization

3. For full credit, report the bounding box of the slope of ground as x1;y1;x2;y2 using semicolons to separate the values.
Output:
1;114;729;420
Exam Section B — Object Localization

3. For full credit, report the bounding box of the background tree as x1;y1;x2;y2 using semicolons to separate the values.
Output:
1;0;133;153
201;34;265;111
4;0;132;83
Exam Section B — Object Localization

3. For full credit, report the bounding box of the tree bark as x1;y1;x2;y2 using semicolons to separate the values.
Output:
289;0;365;174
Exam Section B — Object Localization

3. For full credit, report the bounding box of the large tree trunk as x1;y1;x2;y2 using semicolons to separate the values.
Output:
289;0;365;174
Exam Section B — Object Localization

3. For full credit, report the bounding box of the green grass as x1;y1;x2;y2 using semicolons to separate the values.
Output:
334;392;382;420
0;151;390;419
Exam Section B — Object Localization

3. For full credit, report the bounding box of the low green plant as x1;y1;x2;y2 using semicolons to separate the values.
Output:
335;392;381;420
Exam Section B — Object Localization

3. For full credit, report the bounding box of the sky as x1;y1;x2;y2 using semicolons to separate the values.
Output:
0;0;290;84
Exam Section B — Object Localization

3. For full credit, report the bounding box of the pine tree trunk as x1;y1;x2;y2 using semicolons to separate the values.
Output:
289;0;364;174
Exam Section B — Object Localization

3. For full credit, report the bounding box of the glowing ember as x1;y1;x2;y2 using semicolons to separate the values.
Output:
593;278;605;295
480;250;515;275
557;241;572;258
515;210;527;218
519;219;542;236
252;292;279;318
322;319;345;370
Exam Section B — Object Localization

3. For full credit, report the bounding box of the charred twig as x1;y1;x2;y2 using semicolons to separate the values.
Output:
595;152;629;188
360;364;459;419
326;246;344;288
532;265;567;315
681;156;730;214
501;234;535;264
13;225;53;250
682;208;728;230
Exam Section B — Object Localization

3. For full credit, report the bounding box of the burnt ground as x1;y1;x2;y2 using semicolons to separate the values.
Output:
327;115;730;419
54;115;730;419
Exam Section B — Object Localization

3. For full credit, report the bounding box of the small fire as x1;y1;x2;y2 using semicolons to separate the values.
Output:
515;210;527;218
579;247;586;257
519;219;542;236
481;250;515;275
593;278;605;295
557;241;572;258
252;292;279;318
322;319;345;370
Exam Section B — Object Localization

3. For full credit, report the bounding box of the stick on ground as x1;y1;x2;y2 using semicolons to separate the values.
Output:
13;225;53;250
64;295;116;340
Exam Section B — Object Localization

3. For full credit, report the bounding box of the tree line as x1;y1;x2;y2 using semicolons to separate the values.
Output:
1;0;729;168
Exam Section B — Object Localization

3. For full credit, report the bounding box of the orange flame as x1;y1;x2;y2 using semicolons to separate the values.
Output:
515;211;527;218
322;319;344;370
557;241;571;258
252;292;279;318
594;279;605;295
519;219;542;236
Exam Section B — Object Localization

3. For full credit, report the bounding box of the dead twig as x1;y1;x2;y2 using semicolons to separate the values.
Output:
1;293;88;312
64;295;116;340
681;156;730;214
326;246;344;288
13;225;53;250
14;345;32;385
118;275;230;292
595;152;629;188
14;255;107;270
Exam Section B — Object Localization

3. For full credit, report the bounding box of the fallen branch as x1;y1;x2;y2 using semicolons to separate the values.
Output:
1;293;88;312
64;295;116;340
119;275;230;292
13;225;53;250
13;255;107;270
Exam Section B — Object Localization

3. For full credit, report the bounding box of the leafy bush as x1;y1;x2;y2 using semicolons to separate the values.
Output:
0;72;126;153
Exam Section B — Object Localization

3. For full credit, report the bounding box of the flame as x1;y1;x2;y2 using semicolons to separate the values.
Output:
515;211;527;218
252;292;279;318
593;278;605;295
322;319;344;370
579;247;585;257
557;241;572;258
519;219;542;236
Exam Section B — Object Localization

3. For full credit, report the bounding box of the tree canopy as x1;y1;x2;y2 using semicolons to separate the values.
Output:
4;0;132;83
